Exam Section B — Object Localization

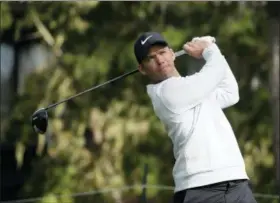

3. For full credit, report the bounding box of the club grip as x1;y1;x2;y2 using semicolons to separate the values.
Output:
174;49;186;57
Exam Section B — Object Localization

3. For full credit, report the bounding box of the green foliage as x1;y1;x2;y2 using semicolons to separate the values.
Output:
1;1;277;202
0;2;13;30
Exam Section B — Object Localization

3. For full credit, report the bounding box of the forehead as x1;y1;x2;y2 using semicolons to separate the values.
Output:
148;44;168;55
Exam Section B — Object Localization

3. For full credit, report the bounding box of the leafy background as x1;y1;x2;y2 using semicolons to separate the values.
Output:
0;2;279;203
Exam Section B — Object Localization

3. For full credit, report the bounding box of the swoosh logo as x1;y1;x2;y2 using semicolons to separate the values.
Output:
141;35;153;45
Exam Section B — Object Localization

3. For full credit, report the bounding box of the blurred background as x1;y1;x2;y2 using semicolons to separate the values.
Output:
0;1;279;203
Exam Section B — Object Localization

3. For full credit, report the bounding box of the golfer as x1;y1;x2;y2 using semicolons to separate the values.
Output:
133;32;257;203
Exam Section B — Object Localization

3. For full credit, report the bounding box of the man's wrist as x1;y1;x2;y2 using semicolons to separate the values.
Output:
202;44;220;60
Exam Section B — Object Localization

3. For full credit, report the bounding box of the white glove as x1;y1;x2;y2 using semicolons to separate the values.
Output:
192;36;216;43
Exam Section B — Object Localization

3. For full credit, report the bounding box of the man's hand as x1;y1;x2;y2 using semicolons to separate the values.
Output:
183;36;215;59
183;40;211;59
192;36;216;43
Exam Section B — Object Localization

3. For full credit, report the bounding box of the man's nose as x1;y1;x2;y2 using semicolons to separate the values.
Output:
155;54;164;64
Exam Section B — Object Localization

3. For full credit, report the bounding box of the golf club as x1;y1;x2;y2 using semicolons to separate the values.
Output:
31;49;186;134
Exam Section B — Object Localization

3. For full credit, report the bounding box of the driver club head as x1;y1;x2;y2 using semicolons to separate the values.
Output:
31;108;48;134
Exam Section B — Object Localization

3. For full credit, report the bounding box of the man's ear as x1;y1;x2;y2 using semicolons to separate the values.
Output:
138;64;147;75
170;48;176;61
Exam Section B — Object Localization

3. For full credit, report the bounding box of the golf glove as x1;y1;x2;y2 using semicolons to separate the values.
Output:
192;36;216;43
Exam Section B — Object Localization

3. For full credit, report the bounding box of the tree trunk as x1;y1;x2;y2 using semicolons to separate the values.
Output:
268;16;280;195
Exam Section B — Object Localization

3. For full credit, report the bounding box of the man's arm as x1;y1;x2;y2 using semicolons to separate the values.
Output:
160;43;227;113
192;36;239;109
212;57;239;109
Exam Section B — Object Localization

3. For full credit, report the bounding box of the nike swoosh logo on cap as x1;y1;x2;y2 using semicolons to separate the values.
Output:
141;35;153;45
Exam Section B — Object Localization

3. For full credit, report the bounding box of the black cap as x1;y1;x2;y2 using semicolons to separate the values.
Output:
134;32;168;64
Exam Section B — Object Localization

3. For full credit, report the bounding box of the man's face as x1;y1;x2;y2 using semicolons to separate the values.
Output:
138;45;177;82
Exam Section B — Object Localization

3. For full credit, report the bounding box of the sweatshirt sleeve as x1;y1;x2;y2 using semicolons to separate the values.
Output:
160;43;227;113
211;57;239;109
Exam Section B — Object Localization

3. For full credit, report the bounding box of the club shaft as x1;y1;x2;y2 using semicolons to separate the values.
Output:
45;49;186;111
45;69;138;110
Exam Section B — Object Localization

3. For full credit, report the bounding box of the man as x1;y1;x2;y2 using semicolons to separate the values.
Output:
133;32;257;203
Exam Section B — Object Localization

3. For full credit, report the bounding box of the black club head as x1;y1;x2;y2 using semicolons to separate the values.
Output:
31;108;48;134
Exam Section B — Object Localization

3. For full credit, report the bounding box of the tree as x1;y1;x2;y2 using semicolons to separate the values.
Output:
0;2;278;202
266;1;280;197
